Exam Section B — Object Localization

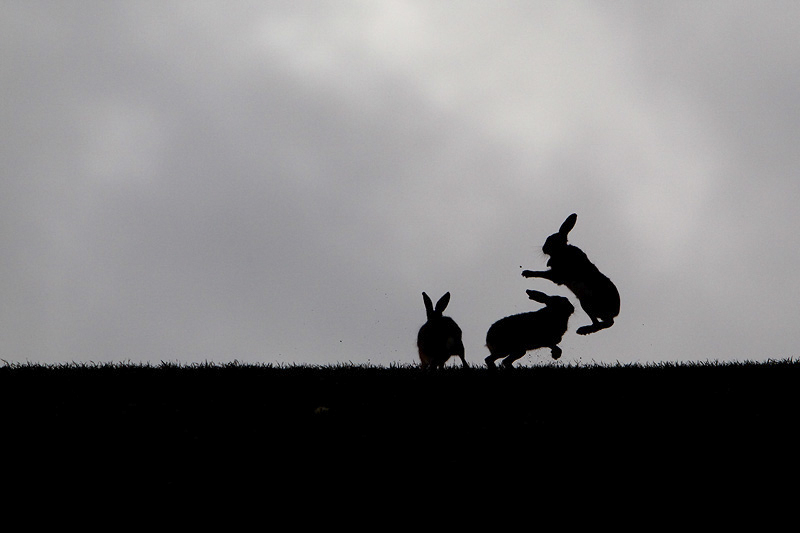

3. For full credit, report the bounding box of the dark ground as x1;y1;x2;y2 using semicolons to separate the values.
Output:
2;360;798;505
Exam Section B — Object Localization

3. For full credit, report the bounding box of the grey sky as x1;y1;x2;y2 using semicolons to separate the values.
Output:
2;1;799;366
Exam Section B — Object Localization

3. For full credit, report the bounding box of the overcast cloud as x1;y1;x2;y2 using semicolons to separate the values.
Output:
2;1;799;366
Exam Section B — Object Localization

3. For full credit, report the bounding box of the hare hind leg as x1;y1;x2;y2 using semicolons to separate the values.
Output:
500;351;526;369
576;317;614;335
485;352;504;370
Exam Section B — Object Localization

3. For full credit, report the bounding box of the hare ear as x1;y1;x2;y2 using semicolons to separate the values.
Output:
527;290;549;304
559;213;577;236
434;292;451;313
422;292;434;317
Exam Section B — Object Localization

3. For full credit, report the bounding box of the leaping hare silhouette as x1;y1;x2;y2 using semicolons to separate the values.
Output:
522;214;620;335
417;292;467;369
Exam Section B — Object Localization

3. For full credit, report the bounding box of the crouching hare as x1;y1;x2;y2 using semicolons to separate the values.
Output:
485;290;574;369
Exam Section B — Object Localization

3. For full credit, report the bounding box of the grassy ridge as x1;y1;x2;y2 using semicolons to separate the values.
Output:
3;359;798;494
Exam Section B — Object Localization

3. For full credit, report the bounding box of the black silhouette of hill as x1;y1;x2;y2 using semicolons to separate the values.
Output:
3;359;797;503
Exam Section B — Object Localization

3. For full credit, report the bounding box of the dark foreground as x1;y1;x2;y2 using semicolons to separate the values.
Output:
2;359;798;501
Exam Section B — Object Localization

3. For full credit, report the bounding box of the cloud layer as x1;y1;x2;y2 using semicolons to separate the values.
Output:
3;1;800;365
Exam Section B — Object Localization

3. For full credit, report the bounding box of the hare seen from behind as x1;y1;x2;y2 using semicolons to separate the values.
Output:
522;213;620;335
485;290;574;370
417;292;467;369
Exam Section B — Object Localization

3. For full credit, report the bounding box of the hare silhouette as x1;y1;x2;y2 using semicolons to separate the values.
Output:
417;292;467;369
485;290;574;369
522;214;619;335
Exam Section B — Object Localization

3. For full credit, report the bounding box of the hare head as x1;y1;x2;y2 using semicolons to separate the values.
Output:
422;291;450;321
542;213;577;256
526;289;575;317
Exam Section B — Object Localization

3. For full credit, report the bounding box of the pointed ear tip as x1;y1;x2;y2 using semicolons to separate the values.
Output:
560;213;578;232
528;289;549;301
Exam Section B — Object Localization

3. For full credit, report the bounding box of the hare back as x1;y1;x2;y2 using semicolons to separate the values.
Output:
566;274;620;319
547;245;597;279
486;311;568;352
417;318;464;354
